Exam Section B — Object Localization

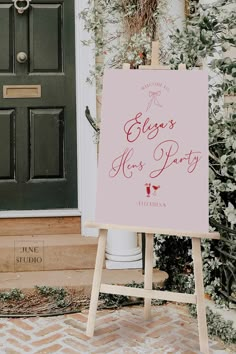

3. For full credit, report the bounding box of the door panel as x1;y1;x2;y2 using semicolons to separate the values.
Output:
0;0;77;210
0;4;14;73
0;109;15;179
29;4;62;72
30;108;64;179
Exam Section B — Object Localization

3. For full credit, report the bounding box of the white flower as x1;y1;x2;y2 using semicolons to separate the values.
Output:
224;202;236;225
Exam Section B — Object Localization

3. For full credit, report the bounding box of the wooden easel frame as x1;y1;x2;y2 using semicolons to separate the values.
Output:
85;42;220;354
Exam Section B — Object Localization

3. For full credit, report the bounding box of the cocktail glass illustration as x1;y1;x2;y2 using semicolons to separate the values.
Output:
145;183;151;197
152;185;160;196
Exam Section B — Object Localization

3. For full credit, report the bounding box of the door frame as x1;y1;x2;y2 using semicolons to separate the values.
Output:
0;0;98;236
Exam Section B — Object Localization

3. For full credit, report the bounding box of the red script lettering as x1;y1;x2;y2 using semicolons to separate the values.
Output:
124;112;176;143
109;148;145;179
150;140;202;178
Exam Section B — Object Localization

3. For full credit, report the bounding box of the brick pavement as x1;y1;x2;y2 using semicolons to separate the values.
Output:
0;303;232;354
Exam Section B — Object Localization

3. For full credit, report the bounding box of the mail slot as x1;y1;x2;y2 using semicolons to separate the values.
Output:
3;85;41;98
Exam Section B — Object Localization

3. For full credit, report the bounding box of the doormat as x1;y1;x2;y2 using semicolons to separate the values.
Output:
0;285;146;317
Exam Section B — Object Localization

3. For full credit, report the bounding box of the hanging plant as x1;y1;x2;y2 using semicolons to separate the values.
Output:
80;0;168;86
121;0;159;37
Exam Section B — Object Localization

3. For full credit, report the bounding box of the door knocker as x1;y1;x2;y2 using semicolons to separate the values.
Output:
13;0;31;14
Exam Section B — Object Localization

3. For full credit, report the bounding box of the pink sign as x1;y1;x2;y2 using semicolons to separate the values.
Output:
96;69;209;233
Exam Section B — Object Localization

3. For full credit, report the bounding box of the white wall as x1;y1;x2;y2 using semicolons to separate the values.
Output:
75;0;98;236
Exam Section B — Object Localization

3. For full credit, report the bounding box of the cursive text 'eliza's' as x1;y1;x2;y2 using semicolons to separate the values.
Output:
124;112;176;143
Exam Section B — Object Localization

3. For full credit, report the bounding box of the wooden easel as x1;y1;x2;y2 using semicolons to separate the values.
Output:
85;42;220;354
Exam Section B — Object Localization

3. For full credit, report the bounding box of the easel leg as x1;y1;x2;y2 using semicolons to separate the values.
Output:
192;238;209;354
86;229;107;337
144;233;154;320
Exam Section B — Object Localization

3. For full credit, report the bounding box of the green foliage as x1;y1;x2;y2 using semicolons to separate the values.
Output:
154;235;193;293
169;0;236;68
81;0;235;306
80;0;167;89
99;291;128;308
35;286;69;308
207;308;236;344
0;288;24;301
99;281;165;308
189;304;236;344
154;0;236;305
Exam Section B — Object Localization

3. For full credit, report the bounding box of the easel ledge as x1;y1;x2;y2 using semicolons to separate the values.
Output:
85;221;220;240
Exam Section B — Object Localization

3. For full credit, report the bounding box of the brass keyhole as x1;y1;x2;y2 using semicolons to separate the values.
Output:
16;52;28;63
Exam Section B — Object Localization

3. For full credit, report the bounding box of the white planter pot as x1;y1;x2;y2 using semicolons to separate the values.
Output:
106;229;142;269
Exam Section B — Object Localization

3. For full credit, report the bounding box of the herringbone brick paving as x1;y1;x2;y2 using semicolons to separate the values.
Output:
0;303;231;354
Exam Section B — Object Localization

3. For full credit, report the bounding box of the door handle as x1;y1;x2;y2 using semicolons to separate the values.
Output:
13;0;31;14
16;52;28;63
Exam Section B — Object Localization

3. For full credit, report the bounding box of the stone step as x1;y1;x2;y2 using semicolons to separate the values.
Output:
0;216;81;236
0;234;98;272
0;269;168;296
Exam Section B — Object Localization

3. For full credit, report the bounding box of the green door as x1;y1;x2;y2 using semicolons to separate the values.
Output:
0;0;77;210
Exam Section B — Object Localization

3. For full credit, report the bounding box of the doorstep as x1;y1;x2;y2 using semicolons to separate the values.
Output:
0;268;168;296
0;234;98;272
